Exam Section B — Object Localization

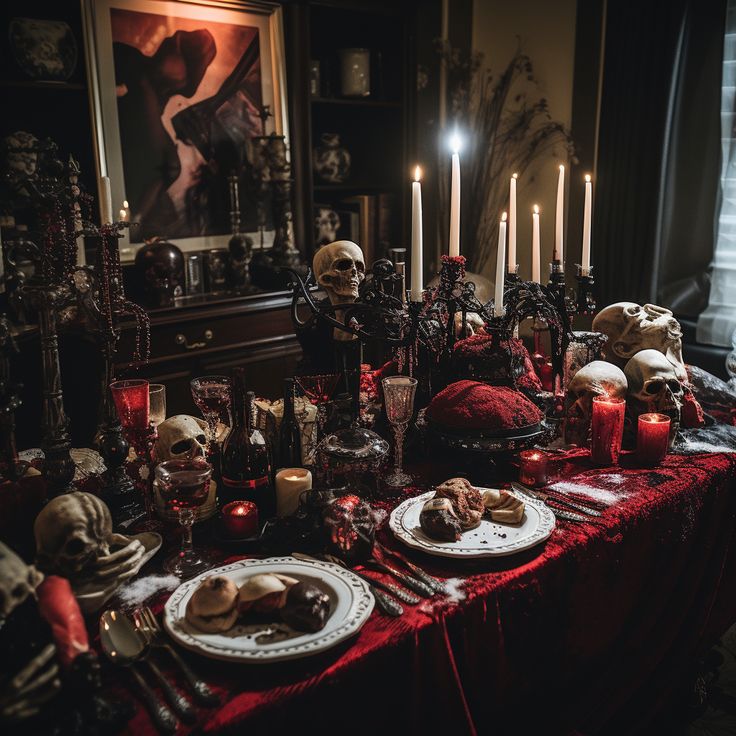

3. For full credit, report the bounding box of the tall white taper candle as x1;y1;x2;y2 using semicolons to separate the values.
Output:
449;134;461;258
554;164;565;263
508;173;517;271
100;176;113;225
582;174;592;275
532;205;541;283
495;212;507;317
410;166;423;301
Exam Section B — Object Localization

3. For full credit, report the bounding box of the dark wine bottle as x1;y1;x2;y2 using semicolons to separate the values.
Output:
277;378;302;470
220;369;275;520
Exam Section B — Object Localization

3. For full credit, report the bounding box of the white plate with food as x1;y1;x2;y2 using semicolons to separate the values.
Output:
390;479;555;559
163;556;374;663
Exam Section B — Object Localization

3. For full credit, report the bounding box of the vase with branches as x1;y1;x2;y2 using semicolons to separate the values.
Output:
437;43;576;277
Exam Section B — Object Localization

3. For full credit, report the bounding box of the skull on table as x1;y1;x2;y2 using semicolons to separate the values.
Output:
154;414;207;462
624;349;684;444
564;360;628;447
34;492;146;596
313;240;366;341
592;302;686;381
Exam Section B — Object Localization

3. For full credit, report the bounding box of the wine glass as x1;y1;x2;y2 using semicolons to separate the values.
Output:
149;384;167;426
381;376;417;487
155;458;214;578
191;376;231;453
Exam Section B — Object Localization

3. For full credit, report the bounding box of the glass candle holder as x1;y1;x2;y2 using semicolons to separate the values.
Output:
149;384;167;426
590;396;626;466
221;500;259;539
637;413;670;466
110;379;150;430
518;450;548;487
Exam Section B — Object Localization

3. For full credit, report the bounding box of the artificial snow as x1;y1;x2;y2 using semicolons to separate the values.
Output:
116;573;180;607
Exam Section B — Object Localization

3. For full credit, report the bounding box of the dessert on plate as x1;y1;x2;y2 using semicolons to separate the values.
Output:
185;572;330;634
419;477;526;542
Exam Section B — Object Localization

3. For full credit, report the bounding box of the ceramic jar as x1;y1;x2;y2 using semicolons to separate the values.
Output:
313;133;351;183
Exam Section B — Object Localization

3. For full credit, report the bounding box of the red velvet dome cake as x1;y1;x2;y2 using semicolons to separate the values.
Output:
426;380;543;435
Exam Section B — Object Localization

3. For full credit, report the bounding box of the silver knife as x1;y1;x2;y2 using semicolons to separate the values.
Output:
291;552;405;616
511;482;602;517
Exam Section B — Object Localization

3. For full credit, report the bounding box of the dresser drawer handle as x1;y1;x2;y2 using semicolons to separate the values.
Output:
175;329;213;350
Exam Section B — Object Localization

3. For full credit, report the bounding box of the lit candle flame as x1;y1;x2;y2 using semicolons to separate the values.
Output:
512;172;518;180
449;131;462;154
585;174;591;183
414;165;422;182
123;200;129;208
559;164;565;172
533;204;540;214
501;211;508;222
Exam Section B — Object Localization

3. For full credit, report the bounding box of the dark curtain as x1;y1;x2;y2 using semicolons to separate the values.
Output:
594;0;725;313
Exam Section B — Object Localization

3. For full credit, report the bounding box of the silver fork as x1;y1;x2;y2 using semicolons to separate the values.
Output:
133;607;219;707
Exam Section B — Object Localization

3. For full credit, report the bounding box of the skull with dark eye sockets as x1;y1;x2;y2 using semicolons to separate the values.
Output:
154;415;208;462
313;240;366;303
625;349;684;443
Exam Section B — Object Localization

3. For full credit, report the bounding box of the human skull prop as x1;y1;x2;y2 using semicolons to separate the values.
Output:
154;414;207;462
34;492;112;579
624;349;684;442
0;542;43;621
313;240;365;304
564;361;628;446
592;302;686;381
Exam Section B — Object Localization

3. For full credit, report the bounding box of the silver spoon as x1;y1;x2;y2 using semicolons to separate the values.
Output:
99;610;180;733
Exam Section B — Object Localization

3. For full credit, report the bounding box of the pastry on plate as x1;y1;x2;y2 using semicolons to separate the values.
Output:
419;497;463;542
280;582;331;632
185;575;239;633
482;488;525;524
238;573;298;614
435;477;484;530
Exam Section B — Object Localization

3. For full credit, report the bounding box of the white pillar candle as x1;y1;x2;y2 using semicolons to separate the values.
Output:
275;468;312;517
554;164;564;263
495;212;507;317
99;176;113;225
582;174;592;275
410;166;423;301
532;205;541;283
449;134;461;257
508;173;517;271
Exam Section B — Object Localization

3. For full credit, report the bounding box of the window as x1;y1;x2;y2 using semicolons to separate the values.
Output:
697;0;736;347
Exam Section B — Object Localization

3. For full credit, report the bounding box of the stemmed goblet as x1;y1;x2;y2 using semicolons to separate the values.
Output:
381;376;417;487
191;375;231;453
155;458;214;578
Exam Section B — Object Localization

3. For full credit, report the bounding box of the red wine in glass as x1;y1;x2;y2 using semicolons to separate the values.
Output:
158;468;211;511
191;376;231;452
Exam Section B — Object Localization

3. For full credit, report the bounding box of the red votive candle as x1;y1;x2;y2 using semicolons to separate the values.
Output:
110;379;150;430
222;500;259;539
590;396;625;466
637;413;670;466
518;450;548;487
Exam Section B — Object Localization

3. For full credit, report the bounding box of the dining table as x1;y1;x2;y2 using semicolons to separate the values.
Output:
23;445;723;736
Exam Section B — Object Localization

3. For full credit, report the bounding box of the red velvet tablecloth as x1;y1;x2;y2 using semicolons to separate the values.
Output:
99;449;736;736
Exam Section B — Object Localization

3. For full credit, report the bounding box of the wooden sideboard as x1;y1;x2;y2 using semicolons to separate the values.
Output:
12;291;302;449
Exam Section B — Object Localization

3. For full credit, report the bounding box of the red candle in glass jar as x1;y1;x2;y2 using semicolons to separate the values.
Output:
637;413;670;466
519;450;548;487
222;500;259;538
590;396;625;466
110;379;150;430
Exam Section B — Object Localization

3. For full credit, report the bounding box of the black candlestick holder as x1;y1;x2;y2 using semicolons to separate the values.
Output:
575;265;596;315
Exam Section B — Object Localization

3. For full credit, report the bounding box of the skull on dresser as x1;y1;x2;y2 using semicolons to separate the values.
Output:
313;240;365;304
624;349;684;443
592;302;686;381
564;361;628;446
154;414;207;462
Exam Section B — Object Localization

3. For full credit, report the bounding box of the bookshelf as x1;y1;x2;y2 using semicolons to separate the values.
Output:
287;0;415;270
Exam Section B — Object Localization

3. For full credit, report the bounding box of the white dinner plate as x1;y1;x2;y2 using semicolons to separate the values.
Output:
389;488;555;559
163;556;374;663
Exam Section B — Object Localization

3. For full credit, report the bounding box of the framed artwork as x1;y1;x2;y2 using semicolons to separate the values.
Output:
82;0;288;261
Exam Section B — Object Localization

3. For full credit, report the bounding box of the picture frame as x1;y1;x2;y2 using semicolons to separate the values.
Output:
82;0;289;262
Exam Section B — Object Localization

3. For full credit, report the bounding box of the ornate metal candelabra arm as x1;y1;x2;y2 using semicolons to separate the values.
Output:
0;315;24;481
575;264;596;315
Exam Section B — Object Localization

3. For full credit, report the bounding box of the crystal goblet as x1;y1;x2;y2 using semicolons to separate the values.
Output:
156;458;214;578
190;376;231;453
381;376;417;487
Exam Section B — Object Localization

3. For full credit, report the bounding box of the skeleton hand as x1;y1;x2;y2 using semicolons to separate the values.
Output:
73;535;145;595
0;644;60;722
